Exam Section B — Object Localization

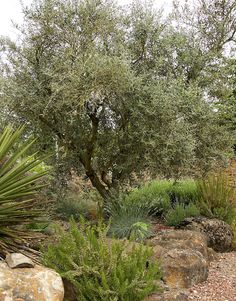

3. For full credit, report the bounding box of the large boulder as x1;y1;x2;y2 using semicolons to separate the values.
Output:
160;248;208;289
0;260;64;301
147;230;210;289
178;217;234;252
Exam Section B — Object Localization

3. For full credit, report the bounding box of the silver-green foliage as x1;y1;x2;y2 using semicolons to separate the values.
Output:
0;0;234;197
43;219;160;301
104;193;153;240
108;205;153;241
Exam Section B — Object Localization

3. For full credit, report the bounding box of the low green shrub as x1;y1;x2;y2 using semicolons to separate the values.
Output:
125;180;172;217
43;219;161;301
55;195;98;221
196;174;236;224
169;180;199;204
106;197;153;241
165;203;200;227
124;179;198;217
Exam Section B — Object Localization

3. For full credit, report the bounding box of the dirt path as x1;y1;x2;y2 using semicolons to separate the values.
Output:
188;252;236;301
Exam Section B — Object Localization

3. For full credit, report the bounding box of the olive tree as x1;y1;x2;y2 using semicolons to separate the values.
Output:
0;0;233;198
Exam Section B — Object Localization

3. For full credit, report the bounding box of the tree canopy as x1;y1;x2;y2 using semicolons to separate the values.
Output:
0;0;235;197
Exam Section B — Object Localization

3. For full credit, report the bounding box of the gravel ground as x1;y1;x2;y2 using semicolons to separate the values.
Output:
188;252;236;301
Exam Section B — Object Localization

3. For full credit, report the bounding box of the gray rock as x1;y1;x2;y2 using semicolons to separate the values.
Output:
5;253;35;269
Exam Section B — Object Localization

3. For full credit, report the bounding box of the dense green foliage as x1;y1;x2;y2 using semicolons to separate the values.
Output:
0;0;234;197
0;126;47;253
169;181;199;204
118;176;236;227
126;180;172;207
43;219;160;301
124;179;199;217
165;203;200;227
197;174;236;224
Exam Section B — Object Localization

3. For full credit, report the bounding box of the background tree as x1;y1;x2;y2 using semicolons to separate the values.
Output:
0;0;233;198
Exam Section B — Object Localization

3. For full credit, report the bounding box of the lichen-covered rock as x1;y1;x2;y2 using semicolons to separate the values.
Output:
5;253;35;269
148;230;209;259
145;289;188;301
147;230;209;289
161;248;208;289
0;261;64;301
179;217;234;252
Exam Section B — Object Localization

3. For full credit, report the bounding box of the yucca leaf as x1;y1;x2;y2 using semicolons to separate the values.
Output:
0;155;43;188
0;172;47;196
0;126;25;162
0;139;36;177
0;125;48;257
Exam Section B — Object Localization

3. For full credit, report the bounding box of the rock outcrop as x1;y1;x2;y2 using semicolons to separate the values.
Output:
178;217;234;252
0;254;64;301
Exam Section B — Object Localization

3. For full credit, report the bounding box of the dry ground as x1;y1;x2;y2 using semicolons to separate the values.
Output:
188;252;236;301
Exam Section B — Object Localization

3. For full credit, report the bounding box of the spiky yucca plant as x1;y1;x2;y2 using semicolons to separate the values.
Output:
0;126;48;254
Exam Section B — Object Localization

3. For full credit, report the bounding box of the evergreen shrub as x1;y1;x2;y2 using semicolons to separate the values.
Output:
165;203;200;227
43;219;161;301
